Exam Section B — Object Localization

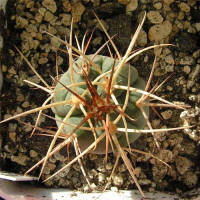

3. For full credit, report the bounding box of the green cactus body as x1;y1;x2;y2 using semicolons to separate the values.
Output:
52;55;148;154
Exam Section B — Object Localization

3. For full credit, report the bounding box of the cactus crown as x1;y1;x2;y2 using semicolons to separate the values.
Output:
52;54;148;154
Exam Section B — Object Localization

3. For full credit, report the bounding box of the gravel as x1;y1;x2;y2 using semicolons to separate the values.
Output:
0;0;200;197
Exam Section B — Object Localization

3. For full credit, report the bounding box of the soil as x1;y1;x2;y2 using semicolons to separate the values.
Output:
0;0;200;198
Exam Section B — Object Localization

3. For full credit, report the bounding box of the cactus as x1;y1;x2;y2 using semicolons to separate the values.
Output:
51;54;149;154
0;13;189;198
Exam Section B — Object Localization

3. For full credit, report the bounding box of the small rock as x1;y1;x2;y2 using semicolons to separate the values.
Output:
148;20;172;41
147;11;163;24
159;150;173;163
39;7;46;16
63;0;71;12
153;2;162;10
47;163;56;171
92;37;102;46
16;16;28;28
176;156;193;175
42;0;57;13
50;37;61;49
183;65;191;74
180;56;195;65
138;179;151;185
71;2;85;23
113;174;124;186
193;49;200;59
118;164;127;173
43;167;51;175
110;187;119;192
58;166;70;177
44;11;55;22
9;132;16;142
61;14;72;26
194;23;200;32
11;154;30;166
4;144;17;154
38;57;48;64
118;0;130;5
25;24;38;33
29;150;38;158
98;173;105;183
137;29;147;46
161;110;173;120
179;2;190;13
165;54;174;65
126;0;138;13
47;25;57;35
105;162;113;170
183;171;198;187
26;1;34;9
35;13;43;23
187;64;200;89
164;0;174;6
8;123;17;132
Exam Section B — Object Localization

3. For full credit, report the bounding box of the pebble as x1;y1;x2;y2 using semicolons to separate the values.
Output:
58;166;70;177
193;49;200;59
164;0;174;6
139;179;151;185
137;29;147;46
126;0;138;13
148;20;172;41
71;2;85;23
11;154;30;166
98;173;105;183
161;110;173;120
118;0;130;5
9;132;16;142
47;163;56;171
165;54;174;65
175;156;193;175
29;150;38;158
63;0;71;12
147;11;163;24
44;11;55;22
153;2;162;10
8;123;17;132
38;57;48;65
179;2;190;13
42;0;57;13
47;25;57;35
112;174;124;186
61;14;72;26
183;171;198;187
35;14;43;23
183;65;191;74
26;1;34;9
39;7;46;16
194;23;200;32
187;64;200;89
110;187;119;192
159;150;173;163
15;16;28;28
43;167;51;175
4;144;17;154
50;37;61;49
180;56;195;65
